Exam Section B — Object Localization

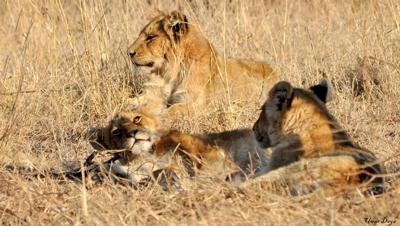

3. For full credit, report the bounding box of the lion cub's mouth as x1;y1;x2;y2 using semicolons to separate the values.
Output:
133;61;154;67
134;131;151;142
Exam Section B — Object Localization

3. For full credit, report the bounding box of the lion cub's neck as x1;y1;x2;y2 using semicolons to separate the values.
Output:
280;96;353;157
181;24;214;62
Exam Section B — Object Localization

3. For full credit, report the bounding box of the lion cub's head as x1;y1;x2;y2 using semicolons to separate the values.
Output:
127;11;190;77
253;80;330;148
88;110;165;155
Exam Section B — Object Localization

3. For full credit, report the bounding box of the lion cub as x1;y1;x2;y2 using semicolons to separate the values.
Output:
126;11;278;117
89;110;270;184
250;80;385;195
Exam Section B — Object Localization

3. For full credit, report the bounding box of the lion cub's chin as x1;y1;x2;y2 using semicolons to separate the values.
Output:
130;131;153;154
134;66;152;77
134;61;163;77
131;140;153;155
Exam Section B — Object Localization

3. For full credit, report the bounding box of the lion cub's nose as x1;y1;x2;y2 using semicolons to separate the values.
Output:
128;51;136;58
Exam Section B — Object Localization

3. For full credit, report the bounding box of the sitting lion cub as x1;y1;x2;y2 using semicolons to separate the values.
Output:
246;80;386;195
127;11;278;116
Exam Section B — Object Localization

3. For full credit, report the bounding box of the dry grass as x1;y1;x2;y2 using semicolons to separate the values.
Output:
1;0;400;225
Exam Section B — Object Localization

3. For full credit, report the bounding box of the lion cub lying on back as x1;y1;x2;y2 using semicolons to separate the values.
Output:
247;80;386;195
89;110;270;182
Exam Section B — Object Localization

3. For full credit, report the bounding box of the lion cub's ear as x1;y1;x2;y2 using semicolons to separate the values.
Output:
87;127;108;151
165;11;189;42
309;79;329;103
268;81;294;112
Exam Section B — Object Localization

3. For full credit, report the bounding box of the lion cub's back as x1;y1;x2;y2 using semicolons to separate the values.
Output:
212;57;278;102
225;58;274;79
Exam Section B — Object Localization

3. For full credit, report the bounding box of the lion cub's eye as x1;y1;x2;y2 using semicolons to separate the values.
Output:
111;129;123;137
146;34;157;41
133;116;142;124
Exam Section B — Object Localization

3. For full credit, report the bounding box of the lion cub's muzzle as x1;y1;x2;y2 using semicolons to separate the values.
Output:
127;51;155;68
133;130;151;142
132;60;154;68
126;128;154;155
120;127;151;142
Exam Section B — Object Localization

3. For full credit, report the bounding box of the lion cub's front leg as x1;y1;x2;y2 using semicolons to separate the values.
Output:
164;90;207;118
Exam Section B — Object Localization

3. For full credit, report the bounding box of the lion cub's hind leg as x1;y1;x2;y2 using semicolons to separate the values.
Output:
241;156;363;196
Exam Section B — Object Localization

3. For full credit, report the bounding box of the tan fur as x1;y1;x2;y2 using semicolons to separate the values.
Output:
89;109;270;180
251;81;385;195
127;11;278;116
241;156;362;196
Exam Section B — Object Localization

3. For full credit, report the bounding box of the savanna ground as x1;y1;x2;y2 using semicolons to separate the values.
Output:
0;0;400;225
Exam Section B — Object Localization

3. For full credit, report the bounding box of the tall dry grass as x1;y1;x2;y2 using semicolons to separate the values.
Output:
0;0;399;225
